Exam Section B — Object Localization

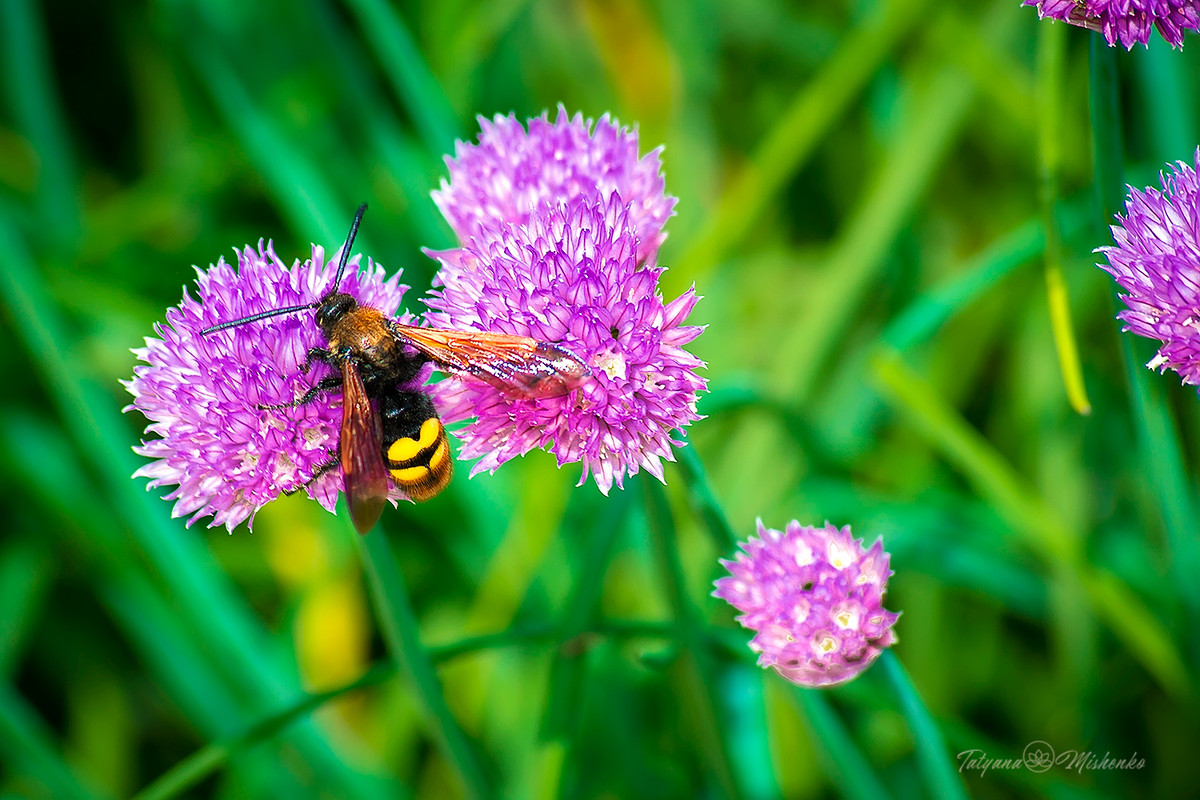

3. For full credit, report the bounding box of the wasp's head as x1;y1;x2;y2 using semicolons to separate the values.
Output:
315;292;358;335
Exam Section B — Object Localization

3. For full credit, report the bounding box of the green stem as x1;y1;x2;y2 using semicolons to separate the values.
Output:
130;611;769;800
792;689;891;800
675;438;891;795
541;494;631;740
356;527;494;800
131;663;395;800
674;434;739;553
1088;38;1125;221
878;653;969;800
132;616;752;800
642;481;744;800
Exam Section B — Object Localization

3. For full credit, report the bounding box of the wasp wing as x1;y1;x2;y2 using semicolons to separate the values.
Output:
390;323;589;399
339;361;389;533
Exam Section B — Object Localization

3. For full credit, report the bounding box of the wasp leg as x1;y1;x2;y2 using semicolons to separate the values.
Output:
258;374;343;410
284;454;339;496
300;347;336;375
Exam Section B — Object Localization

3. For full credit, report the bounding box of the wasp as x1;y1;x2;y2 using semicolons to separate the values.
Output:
202;204;589;532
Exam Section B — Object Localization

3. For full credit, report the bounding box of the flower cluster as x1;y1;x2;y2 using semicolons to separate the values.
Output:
425;108;705;494
124;243;413;531
128;107;704;527
1022;0;1200;49
1098;149;1200;387
714;521;899;687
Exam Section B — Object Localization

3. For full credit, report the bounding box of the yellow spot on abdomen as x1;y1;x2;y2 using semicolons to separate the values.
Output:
428;439;450;471
390;464;431;483
388;417;441;463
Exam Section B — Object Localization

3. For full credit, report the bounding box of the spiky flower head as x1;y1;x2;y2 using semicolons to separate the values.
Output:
714;520;899;688
124;242;413;531
432;105;676;268
1098;149;1200;386
424;194;705;495
1022;0;1200;49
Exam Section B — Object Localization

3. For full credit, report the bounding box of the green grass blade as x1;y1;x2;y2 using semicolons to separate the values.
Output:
882;219;1042;351
0;539;52;679
1090;36;1200;650
675;0;930;285
932;9;1034;130
642;480;744;800
871;348;1076;561
0;681;108;800
878;653;968;800
1036;22;1090;415
342;0;460;153
130;663;396;800
0;215;389;800
769;47;980;403
185;44;346;244
133;616;700;800
790;689;892;800
306;0;453;249
356;526;495;800
0;415;246;735
871;349;1190;696
0;0;80;245
540;493;631;740
673;434;739;553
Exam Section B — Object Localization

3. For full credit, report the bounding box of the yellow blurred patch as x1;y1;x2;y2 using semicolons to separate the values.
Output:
295;575;369;692
262;495;329;589
582;0;677;122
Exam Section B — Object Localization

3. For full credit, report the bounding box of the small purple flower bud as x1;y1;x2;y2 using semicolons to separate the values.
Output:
714;520;900;688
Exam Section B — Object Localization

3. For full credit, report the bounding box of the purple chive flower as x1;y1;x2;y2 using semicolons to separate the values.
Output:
1022;0;1200;49
1098;149;1200;387
714;521;899;688
432;106;676;268
124;242;413;531
424;194;705;495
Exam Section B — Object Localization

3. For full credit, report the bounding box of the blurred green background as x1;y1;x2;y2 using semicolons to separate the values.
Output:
2;0;1199;797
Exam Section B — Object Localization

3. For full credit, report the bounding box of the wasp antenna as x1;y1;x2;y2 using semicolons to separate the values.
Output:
200;303;317;335
333;203;369;290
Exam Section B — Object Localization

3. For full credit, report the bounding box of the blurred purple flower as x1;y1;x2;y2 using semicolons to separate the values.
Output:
124;242;411;531
432;106;676;268
1022;0;1200;49
424;195;705;495
1099;149;1200;387
714;520;899;688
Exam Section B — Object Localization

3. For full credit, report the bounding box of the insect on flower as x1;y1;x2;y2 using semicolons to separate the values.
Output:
201;204;591;533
